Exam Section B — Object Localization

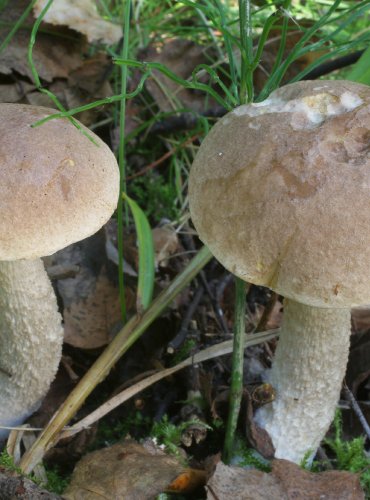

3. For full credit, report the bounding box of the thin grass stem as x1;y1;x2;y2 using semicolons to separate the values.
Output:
223;277;247;463
117;0;131;322
239;0;253;104
0;0;37;55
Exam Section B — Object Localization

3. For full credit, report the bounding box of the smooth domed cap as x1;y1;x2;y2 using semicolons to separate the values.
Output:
0;104;119;260
189;80;370;308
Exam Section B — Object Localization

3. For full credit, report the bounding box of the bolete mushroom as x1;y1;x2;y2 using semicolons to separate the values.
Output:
188;80;370;463
0;104;119;436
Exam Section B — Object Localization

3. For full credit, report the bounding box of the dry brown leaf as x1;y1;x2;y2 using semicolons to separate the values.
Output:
52;230;134;349
0;81;35;102
68;52;113;95
167;468;207;494
0;0;83;83
207;459;365;500
207;461;284;500
352;307;370;334
33;0;122;44
152;225;179;268
244;388;275;459
63;439;184;500
63;265;130;349
0;468;60;499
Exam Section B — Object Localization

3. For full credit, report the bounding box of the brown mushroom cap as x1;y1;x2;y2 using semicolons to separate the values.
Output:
0;104;120;260
189;80;370;308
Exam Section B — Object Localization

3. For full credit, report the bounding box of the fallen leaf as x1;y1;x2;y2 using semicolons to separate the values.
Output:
207;461;284;500
152;225;179;268
0;467;60;499
0;80;35;103
352;306;370;334
63;439;184;499
244;388;275;459
33;0;122;44
0;0;82;83
68;52;113;95
167;468;207;494
52;229;134;349
207;459;365;500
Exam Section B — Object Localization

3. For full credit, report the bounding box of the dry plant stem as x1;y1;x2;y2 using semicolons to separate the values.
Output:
255;300;351;463
342;383;370;441
61;329;280;440
19;245;212;474
0;260;63;437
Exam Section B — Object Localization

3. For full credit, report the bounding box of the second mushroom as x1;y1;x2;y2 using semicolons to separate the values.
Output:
189;80;370;463
0;104;119;436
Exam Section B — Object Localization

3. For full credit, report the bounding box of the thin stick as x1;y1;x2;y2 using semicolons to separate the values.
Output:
342;382;370;441
125;135;198;180
19;246;212;474
223;278;247;463
61;329;280;440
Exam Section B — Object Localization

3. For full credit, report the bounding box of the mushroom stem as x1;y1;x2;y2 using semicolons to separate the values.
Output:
255;299;350;463
0;259;63;436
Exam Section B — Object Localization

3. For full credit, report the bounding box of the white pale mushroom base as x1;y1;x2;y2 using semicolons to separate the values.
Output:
255;301;350;463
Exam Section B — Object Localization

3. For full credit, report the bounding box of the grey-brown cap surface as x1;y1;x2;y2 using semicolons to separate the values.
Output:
0;104;119;260
189;80;370;308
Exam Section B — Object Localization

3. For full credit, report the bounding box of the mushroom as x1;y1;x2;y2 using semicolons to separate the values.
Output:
188;80;370;463
0;104;119;436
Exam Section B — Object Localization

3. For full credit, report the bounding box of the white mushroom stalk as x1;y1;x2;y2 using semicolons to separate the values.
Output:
0;260;63;437
255;300;350;463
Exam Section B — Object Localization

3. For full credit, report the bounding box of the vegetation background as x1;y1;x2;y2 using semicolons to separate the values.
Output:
0;0;370;497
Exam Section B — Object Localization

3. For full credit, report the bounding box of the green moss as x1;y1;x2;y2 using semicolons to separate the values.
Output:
130;173;180;223
0;450;69;494
151;414;210;461
324;410;370;495
230;435;271;472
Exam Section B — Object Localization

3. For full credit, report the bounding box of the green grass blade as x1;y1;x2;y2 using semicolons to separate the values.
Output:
0;0;37;55
114;58;233;110
117;0;131;323
123;193;155;313
346;46;370;85
27;0;98;144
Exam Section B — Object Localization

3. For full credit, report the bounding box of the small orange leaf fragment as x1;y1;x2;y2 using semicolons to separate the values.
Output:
166;468;207;494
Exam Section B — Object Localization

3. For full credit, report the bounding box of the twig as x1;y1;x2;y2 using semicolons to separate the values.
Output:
182;230;228;334
46;264;80;280
342;382;370;441
60;329;280;440
167;286;204;353
125;134;198;180
255;292;279;333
